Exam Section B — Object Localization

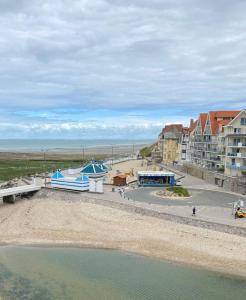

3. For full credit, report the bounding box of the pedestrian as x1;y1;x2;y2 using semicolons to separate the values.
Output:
192;207;196;216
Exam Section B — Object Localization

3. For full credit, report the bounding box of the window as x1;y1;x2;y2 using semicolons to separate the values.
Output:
234;128;241;134
241;118;246;125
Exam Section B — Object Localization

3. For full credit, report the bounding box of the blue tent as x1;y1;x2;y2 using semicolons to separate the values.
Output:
81;162;106;177
97;163;108;172
51;170;64;179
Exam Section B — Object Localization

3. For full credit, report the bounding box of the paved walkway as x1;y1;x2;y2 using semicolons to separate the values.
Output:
158;163;221;190
83;185;246;229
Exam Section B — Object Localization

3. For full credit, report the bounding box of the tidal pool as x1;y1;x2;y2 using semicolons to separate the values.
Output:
0;246;245;299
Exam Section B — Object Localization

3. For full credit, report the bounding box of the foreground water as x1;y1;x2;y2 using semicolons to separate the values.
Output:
0;247;245;300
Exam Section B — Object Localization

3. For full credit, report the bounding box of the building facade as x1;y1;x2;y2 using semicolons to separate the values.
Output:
224;110;246;176
153;109;246;178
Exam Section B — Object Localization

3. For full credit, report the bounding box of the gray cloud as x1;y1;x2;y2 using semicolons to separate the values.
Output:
0;0;245;113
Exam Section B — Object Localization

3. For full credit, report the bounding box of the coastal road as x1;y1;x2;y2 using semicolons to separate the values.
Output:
125;187;244;208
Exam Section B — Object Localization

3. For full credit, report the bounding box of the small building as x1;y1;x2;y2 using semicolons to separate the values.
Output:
113;175;127;186
137;171;176;187
51;170;89;191
80;161;106;193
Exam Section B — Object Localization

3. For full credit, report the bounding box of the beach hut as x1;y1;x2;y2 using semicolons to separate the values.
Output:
51;170;89;191
80;162;106;193
113;175;127;186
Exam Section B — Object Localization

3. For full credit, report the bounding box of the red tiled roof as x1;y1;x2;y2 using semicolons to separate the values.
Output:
217;119;231;126
209;111;240;134
200;113;208;133
213;111;240;118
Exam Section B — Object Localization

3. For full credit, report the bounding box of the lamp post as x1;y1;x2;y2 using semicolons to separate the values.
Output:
82;145;85;161
111;145;114;166
42;149;47;187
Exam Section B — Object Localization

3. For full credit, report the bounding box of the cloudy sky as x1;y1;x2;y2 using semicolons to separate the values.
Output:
0;0;245;139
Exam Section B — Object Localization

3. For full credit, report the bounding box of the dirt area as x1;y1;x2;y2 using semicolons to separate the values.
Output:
106;159;160;184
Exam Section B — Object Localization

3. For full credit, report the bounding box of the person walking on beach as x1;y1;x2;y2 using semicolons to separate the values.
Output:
192;207;196;216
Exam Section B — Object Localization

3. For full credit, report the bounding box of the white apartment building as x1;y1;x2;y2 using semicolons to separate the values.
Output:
224;110;246;176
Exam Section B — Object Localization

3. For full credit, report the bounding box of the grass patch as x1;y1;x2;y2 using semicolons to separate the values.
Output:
140;143;157;158
166;186;190;197
0;160;84;182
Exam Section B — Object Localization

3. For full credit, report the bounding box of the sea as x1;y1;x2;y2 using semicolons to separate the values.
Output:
0;139;153;152
0;247;245;300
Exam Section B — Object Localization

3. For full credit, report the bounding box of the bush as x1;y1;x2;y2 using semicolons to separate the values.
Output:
140;147;152;157
166;186;190;197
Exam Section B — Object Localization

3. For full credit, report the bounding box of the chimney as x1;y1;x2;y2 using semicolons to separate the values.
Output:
189;118;194;128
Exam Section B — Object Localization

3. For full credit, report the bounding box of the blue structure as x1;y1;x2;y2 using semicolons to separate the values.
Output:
51;170;89;191
137;171;176;187
81;162;107;178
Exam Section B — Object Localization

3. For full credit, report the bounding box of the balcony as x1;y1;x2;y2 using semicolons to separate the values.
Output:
227;152;246;158
206;148;218;152
226;163;246;170
228;142;246;147
206;157;221;162
226;128;246;136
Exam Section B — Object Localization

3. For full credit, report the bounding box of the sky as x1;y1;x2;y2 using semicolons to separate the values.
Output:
0;0;245;139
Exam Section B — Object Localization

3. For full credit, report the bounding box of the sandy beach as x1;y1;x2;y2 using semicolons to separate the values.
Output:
0;192;245;278
0;159;246;279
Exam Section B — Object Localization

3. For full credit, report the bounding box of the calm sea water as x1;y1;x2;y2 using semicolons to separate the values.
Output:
0;247;245;300
0;139;153;152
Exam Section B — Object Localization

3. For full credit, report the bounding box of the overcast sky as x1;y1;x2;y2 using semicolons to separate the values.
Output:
0;0;245;139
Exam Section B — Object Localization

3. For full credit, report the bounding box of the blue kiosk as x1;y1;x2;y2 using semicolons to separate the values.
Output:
137;171;176;187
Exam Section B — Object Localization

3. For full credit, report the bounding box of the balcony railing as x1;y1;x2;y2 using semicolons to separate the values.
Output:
227;153;246;158
227;153;237;157
226;129;246;135
226;164;246;170
228;142;246;147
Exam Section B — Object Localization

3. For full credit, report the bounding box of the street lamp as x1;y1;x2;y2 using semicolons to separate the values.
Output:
42;149;47;187
111;145;114;166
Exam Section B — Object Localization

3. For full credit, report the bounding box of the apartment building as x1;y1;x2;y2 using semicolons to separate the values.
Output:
152;124;189;164
190;113;207;165
186;120;197;161
202;111;240;170
224;110;246;176
188;110;246;176
152;109;245;177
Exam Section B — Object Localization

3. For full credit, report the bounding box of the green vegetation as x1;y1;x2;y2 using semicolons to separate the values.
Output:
0;160;84;182
140;143;157;158
166;186;190;197
140;147;152;157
